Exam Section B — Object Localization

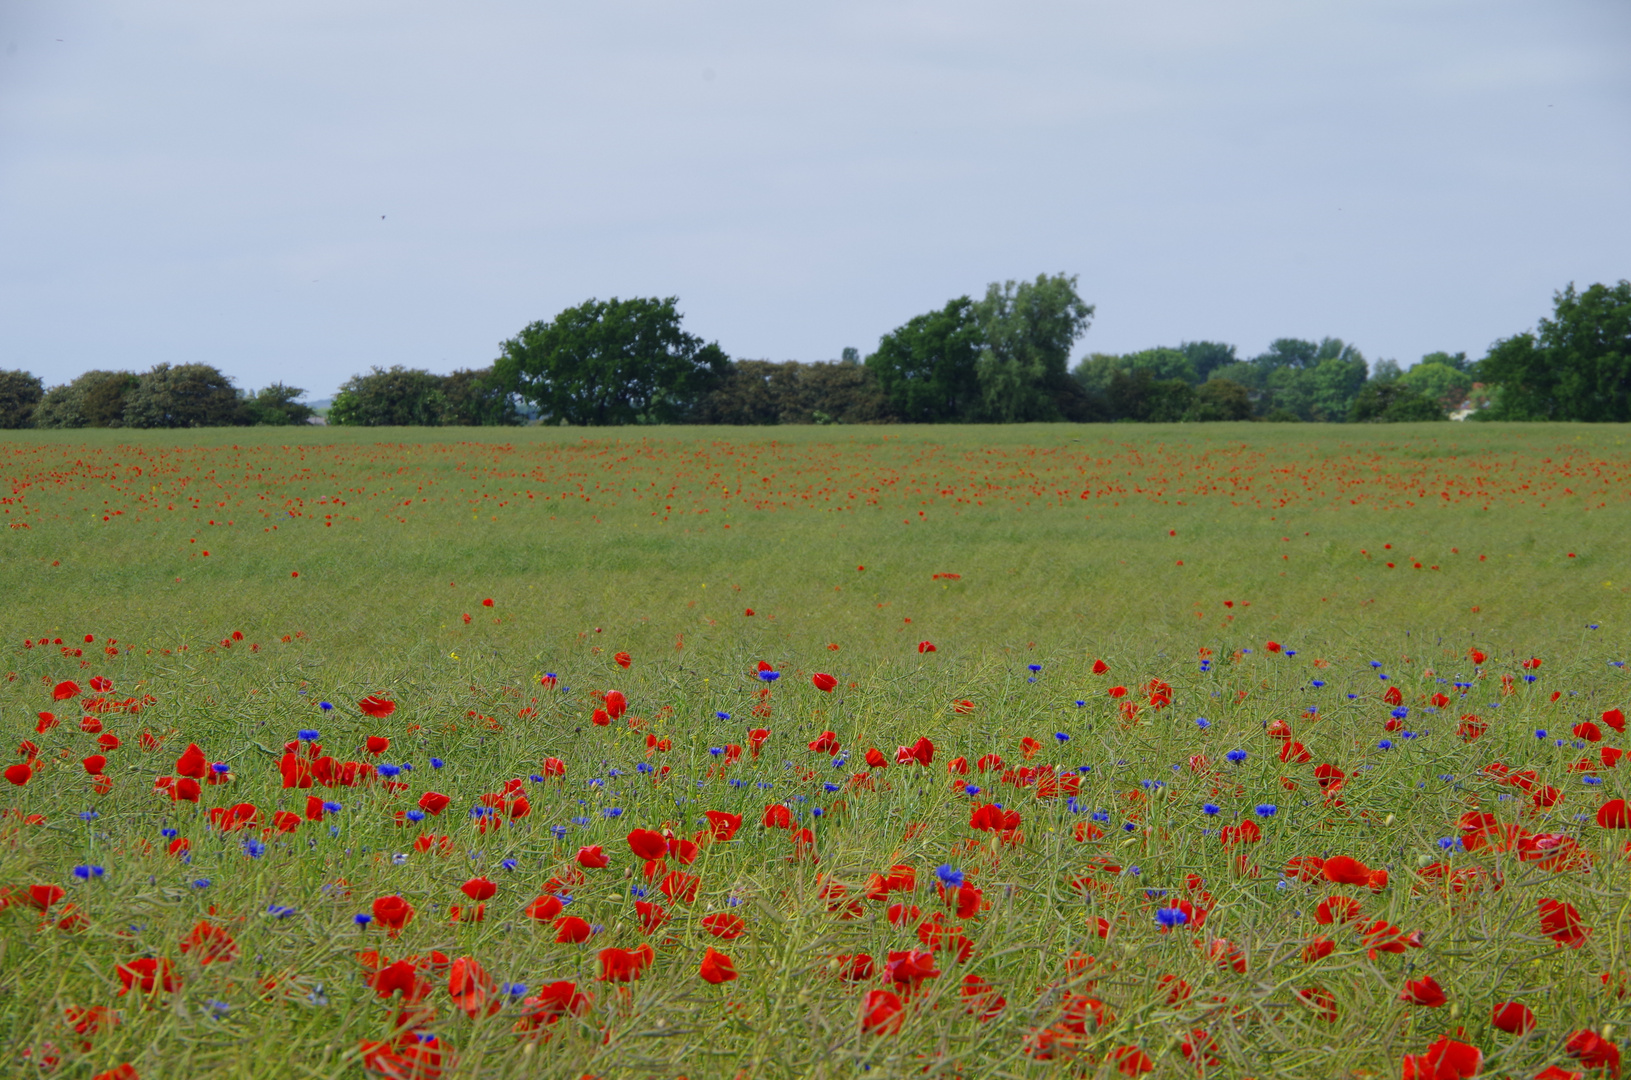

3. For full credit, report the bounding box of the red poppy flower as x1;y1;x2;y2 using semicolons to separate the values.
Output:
1565;1029;1621;1074
604;690;627;719
865;747;888;768
860;988;904;1033
1400;975;1447;1007
460;877;497;902
272;810;301;833
115;958;180;995
1401;1036;1481;1080
883;949;940;993
1321;855;1372;886
524;894;563;922
174;743;208;779
1315;896;1362;925
1603;707;1627;734
171;777;201;802
809;672;838;692
626;828;667;860
371;895;415;933
417;791;451;815
1091;658;1109;674
364;735;390;756
180;920;239;965
305;795;327;821
1111;1046;1155;1075
541;756;566;777
91;1066;137;1080
1302;936;1334;961
576;845;610;869
28;883;65;910
953;699;975;714
554;915;593;942
52;680;81;701
357;696;396;718
1264;641;1281;653
1491;1001;1536;1034
35;711;58;734
449;955;499;1018
1107;685;1128;698
516;980;591;1030
597;943;654;982
612;651;632;669
698;947;736;985
701;911;745;938
5;762;33;786
705;810;742;841
807;730;840;754
1598;799;1630;828
1538;899;1590;948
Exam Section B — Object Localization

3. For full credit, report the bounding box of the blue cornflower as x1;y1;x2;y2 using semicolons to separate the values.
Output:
1583;776;1603;786
758;671;780;682
1091;810;1110;822
1378;739;1394;750
630;885;647;898
1226;749;1247;762
72;865;105;879
161;827;178;838
1437;837;1458;850
602;807;623;819
709;747;723;757
319;702;333;711
1028;664;1041;673
243;838;266;858
1122;822;1137;832
377;764;401;778
354;913;372;926
193;878;211;889
1391;707;1409;720
1370;661;1382;668
530;774;545;783
1155;907;1189;928
824;782;841;793
1310;680;1325;689
429;758;445;769
501;858;518;870
636;762;654;774
1195;717;1211;729
1199;660;1211;672
964;784;981;796
502;982;528;998
1055;732;1069;743
1255;804;1277;817
324;801;342;813
1202;803;1221;815
936;864;964;887
80;810;100;821
716;711;731;720
298;728;320;741
207;999;232;1018
1535;729;1548;739
267;904;297;918
551;825;568;839
1075;700;1087;707
812;808;824;818
212;762;229;774
406;809;425;823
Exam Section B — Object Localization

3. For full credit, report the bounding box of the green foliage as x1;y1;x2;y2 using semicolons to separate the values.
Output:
32;370;140;428
1185;377;1253;421
1104;370;1193;421
494;297;727;425
329;367;518;427
971;274;1095;422
697;359;891;425
1420;350;1474;374
0;369;43;429
1481;280;1631;421
1073;348;1196;396
1179;340;1238;381
123;363;243;428
437;368;522;426
1349;378;1446;422
239;383;317;426
865;298;982;422
1397;362;1473;410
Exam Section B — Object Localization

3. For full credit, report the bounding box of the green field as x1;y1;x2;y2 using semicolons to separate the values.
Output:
2;422;1627;1080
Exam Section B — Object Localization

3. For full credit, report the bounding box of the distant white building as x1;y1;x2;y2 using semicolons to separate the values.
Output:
306;415;328;425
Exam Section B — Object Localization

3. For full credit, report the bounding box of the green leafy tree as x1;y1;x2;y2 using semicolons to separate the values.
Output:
0;370;44;428
492;297;727;425
33;370;140;428
1420;350;1474;374
1104;370;1193;421
1179;341;1238;382
865;298;983;422
240;383;316;426
123;364;243;428
695;360;804;424
972;274;1095;422
1350;380;1445;422
1481;281;1631;421
1073;348;1196;396
1252;338;1320;370
1307;357;1369;420
438;368;520;426
329;367;449;426
1397;362;1473;410
1185;378;1253;421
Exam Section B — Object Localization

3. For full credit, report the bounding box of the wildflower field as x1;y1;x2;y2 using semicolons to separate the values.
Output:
2;421;1629;1080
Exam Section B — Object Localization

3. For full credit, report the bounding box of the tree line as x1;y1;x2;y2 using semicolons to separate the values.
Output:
2;277;1625;429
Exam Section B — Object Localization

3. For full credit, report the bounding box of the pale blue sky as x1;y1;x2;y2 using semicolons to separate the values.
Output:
2;1;1627;398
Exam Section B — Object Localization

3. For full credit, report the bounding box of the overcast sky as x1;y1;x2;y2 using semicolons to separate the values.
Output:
3;1;1627;399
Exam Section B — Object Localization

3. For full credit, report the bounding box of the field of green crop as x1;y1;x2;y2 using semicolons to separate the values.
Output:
1;422;1628;1080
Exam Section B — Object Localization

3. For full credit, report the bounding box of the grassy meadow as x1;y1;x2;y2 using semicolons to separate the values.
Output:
1;421;1628;1080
